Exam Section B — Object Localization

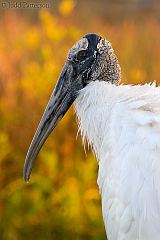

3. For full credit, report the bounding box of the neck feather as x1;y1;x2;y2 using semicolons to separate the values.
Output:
74;81;117;161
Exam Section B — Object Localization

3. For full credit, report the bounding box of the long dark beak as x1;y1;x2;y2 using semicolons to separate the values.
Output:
24;63;76;182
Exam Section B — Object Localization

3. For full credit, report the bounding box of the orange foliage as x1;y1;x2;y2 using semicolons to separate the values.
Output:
0;4;160;240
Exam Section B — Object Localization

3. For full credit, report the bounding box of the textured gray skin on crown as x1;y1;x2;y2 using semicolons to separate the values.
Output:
90;38;121;85
68;38;88;60
23;34;121;182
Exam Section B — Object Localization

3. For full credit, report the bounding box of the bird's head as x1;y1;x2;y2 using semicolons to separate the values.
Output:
24;33;121;181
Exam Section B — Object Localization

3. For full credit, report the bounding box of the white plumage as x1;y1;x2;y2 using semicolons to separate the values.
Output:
75;81;160;240
24;34;160;240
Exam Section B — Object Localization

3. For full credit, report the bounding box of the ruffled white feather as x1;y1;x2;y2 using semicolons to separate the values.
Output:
74;81;160;240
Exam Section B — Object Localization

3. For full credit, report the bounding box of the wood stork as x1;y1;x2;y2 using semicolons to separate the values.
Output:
24;33;160;240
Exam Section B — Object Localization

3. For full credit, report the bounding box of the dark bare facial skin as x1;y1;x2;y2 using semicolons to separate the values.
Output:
23;33;121;181
23;34;101;181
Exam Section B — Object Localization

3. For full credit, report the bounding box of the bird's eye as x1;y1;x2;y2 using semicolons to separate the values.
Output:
76;50;87;61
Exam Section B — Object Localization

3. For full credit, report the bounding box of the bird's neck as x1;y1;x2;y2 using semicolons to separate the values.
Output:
74;81;117;162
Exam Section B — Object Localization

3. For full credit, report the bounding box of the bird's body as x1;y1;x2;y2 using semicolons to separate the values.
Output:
24;33;160;240
75;81;160;240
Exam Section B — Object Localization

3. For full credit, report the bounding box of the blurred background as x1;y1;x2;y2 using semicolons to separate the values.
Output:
0;0;160;239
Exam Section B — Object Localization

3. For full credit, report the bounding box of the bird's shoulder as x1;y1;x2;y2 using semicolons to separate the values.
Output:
99;82;160;240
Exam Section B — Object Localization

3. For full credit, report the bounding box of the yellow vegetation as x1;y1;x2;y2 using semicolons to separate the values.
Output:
0;6;160;240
